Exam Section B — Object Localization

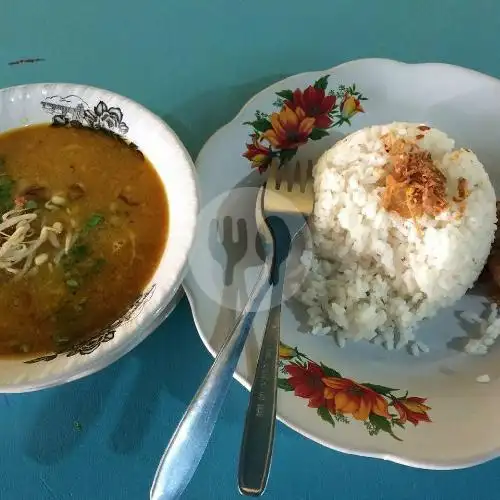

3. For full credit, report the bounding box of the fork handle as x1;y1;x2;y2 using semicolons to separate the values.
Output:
238;216;291;496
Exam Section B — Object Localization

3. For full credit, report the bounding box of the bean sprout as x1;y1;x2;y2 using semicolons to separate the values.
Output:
0;207;66;279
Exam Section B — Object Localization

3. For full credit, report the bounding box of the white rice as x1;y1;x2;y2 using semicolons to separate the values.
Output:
462;303;500;355
297;122;497;350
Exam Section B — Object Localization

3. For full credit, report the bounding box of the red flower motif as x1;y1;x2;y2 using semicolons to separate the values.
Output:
243;135;273;172
286;86;336;129
285;362;331;409
262;106;315;150
322;377;390;421
393;397;432;426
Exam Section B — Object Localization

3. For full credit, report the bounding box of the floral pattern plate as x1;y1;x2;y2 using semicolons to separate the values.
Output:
184;58;500;469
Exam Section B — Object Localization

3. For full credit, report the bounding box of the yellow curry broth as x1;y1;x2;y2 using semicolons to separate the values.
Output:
0;125;168;356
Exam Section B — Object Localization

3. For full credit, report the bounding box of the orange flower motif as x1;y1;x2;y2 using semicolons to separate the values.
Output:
322;377;390;421
263;106;315;150
242;135;273;172
393;397;432;426
340;93;364;119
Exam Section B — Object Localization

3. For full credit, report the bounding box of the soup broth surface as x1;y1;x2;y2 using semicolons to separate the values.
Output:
0;124;168;357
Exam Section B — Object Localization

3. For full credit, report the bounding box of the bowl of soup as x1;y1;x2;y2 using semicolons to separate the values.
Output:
0;83;198;392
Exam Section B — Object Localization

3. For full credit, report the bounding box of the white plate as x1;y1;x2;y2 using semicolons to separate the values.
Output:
184;58;500;469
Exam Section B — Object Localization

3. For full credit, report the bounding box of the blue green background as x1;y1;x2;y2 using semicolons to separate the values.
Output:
1;0;499;498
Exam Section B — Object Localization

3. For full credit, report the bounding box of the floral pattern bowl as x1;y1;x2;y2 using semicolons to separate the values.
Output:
184;58;500;469
0;83;198;392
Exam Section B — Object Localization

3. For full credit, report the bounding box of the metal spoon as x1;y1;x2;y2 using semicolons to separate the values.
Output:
150;249;272;500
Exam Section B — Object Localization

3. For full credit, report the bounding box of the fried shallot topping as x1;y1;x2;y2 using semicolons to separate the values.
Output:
381;133;448;220
453;177;469;203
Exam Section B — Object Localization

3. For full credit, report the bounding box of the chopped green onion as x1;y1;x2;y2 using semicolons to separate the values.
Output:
24;200;38;210
91;258;106;274
0;175;14;214
85;213;104;229
62;244;89;270
66;279;79;289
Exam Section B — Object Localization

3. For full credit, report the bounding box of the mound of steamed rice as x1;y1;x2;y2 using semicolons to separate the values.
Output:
297;122;497;351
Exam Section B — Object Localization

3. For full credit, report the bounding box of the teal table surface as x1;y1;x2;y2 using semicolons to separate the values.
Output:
2;1;500;499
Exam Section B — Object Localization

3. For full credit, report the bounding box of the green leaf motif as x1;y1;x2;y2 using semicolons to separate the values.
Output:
245;118;272;133
369;413;390;429
320;363;341;378
317;407;336;428
333;412;349;424
362;383;396;395
278;148;298;165
272;98;284;109
314;75;329;90
293;358;307;369
277;378;294;391
276;89;293;101
369;414;402;441
392;419;405;429
364;421;379;436
309;129;330;141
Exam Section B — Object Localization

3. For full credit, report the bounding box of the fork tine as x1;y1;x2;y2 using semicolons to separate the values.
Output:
306;160;314;196
292;161;302;191
280;163;289;192
298;160;307;192
289;162;299;192
267;161;280;190
209;217;219;241
222;215;233;242
307;159;314;180
236;218;248;246
263;158;314;216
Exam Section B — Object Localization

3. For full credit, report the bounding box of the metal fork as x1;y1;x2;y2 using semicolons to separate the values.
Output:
238;160;314;496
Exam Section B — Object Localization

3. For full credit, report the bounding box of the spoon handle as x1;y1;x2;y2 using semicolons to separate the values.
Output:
238;216;291;497
150;262;270;500
238;283;284;496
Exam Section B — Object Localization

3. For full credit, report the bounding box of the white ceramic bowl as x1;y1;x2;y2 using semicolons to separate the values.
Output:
0;83;198;392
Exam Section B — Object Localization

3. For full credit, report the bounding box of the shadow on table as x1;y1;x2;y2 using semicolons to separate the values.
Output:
23;298;216;463
23;360;123;465
108;298;216;455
